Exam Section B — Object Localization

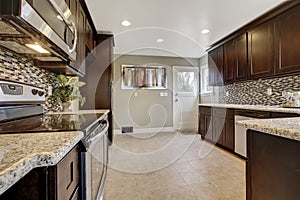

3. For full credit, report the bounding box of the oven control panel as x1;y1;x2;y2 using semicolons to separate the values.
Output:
0;80;46;104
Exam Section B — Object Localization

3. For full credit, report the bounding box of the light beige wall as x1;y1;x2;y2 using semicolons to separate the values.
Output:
112;54;199;130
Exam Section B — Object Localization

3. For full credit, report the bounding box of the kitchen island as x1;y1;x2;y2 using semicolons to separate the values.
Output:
236;117;300;200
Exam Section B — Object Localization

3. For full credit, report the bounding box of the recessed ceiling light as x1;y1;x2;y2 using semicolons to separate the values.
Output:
156;38;164;43
121;20;131;27
201;29;210;34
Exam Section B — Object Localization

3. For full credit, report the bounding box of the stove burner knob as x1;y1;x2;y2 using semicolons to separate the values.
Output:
38;91;44;96
32;89;38;95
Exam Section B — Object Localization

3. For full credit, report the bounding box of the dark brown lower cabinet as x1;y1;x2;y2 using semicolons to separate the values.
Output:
198;106;234;152
198;106;213;141
0;145;80;200
247;130;300;200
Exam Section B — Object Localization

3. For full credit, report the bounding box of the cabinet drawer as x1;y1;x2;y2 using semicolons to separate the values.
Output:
213;108;234;119
200;106;211;115
56;146;80;200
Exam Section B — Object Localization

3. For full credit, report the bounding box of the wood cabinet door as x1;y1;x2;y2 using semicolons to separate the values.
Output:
56;146;80;200
205;115;213;141
208;46;224;85
248;20;275;78
223;118;234;150
199;114;206;137
236;33;248;80
208;49;217;85
274;5;300;74
224;40;236;83
213;116;225;145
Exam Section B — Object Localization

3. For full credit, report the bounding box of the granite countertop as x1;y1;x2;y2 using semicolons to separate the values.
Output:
0;131;84;195
199;103;300;114
236;117;300;142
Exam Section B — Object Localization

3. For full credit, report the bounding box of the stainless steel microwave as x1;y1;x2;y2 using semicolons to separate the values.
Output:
0;0;81;74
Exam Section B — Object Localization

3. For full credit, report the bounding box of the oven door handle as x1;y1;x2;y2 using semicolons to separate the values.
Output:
87;123;109;145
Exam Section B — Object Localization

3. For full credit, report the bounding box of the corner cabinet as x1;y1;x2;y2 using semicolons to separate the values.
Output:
274;4;300;75
248;20;275;79
208;46;224;86
0;145;80;200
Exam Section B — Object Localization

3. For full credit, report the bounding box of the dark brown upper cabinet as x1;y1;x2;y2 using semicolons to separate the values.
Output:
224;33;248;83
236;33;248;80
208;46;224;86
248;20;275;79
224;40;236;83
274;4;300;75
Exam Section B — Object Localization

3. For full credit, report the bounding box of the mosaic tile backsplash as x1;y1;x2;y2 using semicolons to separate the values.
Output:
0;48;54;112
219;75;300;105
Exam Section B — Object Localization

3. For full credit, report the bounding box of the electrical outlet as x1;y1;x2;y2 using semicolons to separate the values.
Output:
267;88;272;96
226;91;229;96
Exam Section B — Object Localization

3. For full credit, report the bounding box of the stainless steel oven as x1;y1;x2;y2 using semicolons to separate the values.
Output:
0;80;110;199
81;117;109;200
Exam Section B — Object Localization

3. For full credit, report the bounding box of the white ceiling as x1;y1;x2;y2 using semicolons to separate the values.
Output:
86;0;288;58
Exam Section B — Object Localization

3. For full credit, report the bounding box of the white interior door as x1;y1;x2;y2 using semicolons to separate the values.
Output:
173;66;199;131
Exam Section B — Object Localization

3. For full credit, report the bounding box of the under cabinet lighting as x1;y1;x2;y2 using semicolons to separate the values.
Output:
25;44;50;54
121;20;131;27
201;29;210;34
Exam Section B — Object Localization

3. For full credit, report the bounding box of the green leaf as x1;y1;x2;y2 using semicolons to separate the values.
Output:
75;81;86;87
67;77;78;86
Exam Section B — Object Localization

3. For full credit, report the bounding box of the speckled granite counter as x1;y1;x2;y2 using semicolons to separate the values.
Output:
0;131;83;195
236;117;300;141
199;103;300;114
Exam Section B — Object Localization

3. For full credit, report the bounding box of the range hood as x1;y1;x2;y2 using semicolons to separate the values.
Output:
0;0;83;76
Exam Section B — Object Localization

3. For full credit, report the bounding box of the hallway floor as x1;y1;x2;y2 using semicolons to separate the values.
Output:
104;132;245;200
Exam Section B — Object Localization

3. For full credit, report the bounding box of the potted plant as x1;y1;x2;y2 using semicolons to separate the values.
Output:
51;74;86;111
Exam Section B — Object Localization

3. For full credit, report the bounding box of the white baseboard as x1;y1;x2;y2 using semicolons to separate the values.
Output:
113;127;175;135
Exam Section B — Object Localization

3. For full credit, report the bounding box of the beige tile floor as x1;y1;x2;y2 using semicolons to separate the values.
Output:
104;131;246;200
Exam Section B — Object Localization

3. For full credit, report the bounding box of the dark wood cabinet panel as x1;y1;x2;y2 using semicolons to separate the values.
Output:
85;20;94;52
77;6;86;74
199;107;234;151
236;33;248;80
248;20;275;78
275;4;300;74
224;40;236;83
80;34;114;143
50;146;80;200
56;146;79;200
223;118;234;150
199;114;206;137
0;146;80;200
208;46;224;85
247;130;300;200
213;116;225;144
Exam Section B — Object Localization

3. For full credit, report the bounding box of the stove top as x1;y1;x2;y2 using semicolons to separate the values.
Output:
0;113;105;135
